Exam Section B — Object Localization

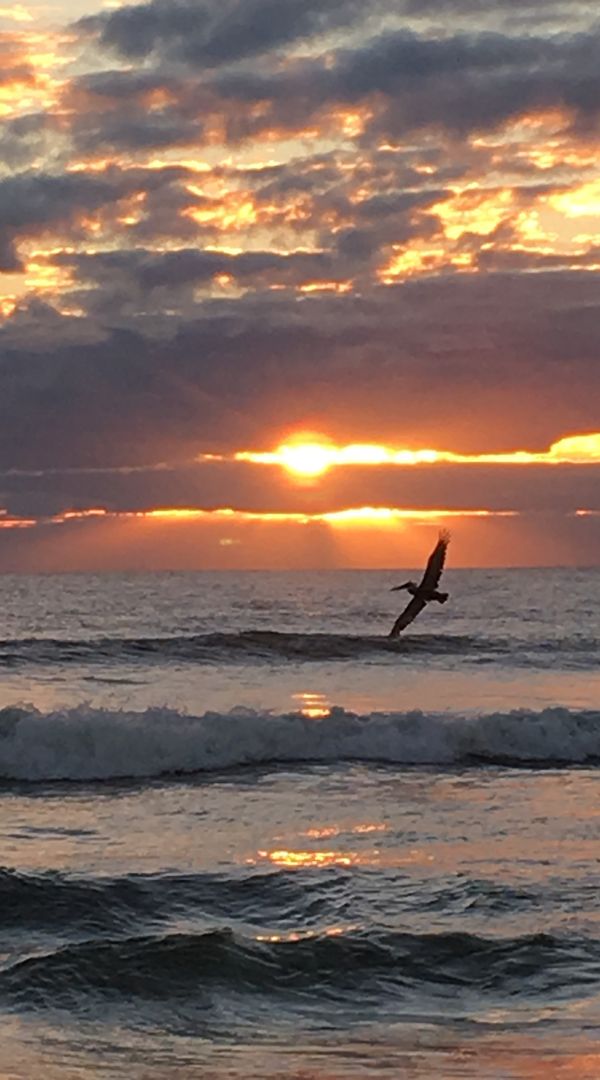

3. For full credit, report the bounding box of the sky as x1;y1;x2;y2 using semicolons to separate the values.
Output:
0;0;599;570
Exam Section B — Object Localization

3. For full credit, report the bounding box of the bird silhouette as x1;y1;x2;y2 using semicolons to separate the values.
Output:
389;530;450;636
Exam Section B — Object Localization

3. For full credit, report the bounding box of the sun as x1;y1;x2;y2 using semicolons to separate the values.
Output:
277;440;334;477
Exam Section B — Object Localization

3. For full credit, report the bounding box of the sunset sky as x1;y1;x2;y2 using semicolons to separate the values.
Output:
0;0;599;570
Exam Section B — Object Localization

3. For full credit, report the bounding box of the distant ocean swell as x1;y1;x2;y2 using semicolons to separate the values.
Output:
0;631;597;667
3;924;600;1010
1;704;600;781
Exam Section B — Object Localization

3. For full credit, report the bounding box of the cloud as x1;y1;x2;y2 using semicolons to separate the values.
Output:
1;271;599;475
64;8;600;154
52;246;338;291
0;163;192;267
0;111;59;173
1;457;600;521
80;0;369;67
207;27;600;141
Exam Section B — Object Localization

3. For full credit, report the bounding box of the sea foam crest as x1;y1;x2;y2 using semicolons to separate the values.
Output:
0;704;599;781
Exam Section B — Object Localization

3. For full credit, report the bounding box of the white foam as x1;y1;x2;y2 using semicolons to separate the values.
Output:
0;703;599;782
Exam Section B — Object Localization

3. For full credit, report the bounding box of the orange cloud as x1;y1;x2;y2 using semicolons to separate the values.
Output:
0;29;66;118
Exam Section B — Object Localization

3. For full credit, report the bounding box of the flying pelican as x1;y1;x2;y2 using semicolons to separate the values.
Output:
389;530;450;636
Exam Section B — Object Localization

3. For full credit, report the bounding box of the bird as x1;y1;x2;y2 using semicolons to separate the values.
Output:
388;530;451;637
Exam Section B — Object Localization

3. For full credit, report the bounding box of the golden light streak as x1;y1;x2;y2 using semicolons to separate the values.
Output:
229;432;600;474
22;258;74;294
59;508;108;520
146;508;209;520
0;505;521;530
184;193;258;230
321;508;515;526
67;159;116;174
380;243;449;281
298;280;352;294
234;440;441;473
0;515;36;529
143;506;508;524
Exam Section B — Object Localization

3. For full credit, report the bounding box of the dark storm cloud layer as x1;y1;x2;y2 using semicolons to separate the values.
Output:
2;460;600;521
75;5;600;149
1;272;599;472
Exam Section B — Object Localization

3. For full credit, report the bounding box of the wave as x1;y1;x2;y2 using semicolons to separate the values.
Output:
0;630;597;667
0;631;486;666
1;703;600;781
2;925;597;1008
0;866;347;935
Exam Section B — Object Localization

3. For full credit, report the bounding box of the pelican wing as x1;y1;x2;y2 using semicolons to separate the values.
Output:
389;595;427;637
420;529;450;590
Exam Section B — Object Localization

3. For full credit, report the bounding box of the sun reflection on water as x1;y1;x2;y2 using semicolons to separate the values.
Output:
292;691;331;718
255;924;360;944
256;849;357;868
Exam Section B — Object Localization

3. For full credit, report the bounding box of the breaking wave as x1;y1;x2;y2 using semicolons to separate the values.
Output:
1;703;600;781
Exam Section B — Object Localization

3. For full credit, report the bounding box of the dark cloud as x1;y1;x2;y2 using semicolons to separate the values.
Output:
57;12;600;168
0;271;599;476
0;164;192;267
80;0;368;67
52;247;336;291
2;458;600;520
0;112;58;173
398;0;587;15
63;69;205;154
208;27;600;140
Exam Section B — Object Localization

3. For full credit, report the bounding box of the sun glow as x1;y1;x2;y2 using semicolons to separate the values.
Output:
234;439;441;475
277;441;335;477
229;432;600;474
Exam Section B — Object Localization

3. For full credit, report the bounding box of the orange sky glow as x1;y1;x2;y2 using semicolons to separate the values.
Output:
0;0;599;569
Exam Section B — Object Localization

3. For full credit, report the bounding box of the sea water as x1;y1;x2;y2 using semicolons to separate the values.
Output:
0;568;599;1077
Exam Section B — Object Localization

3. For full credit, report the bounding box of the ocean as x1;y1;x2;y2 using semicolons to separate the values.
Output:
1;567;599;1078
